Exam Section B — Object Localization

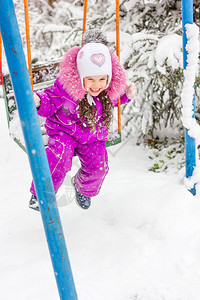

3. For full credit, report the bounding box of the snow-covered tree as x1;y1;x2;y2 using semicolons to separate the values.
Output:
118;0;200;143
9;0;200;143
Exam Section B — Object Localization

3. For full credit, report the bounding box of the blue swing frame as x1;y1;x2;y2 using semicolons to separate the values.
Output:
182;0;197;195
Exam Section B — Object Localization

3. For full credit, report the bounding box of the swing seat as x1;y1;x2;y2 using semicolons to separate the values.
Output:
3;60;121;152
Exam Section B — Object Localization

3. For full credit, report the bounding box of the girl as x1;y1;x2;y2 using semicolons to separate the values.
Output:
29;30;136;211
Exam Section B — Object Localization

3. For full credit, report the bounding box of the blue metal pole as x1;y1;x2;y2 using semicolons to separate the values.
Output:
182;0;196;195
0;1;78;299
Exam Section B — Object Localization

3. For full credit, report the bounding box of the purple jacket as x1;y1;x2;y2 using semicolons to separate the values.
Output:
36;46;131;144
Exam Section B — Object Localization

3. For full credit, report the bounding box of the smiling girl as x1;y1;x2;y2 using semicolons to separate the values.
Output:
29;30;137;211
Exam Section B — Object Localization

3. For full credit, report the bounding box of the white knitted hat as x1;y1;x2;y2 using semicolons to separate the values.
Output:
76;42;112;90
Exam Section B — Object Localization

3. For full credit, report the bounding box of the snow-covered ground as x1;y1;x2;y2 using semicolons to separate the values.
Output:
1;97;200;300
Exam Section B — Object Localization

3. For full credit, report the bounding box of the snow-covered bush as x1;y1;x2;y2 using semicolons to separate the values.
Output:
123;32;185;141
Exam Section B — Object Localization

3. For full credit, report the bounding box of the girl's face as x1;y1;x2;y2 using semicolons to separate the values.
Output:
83;75;108;96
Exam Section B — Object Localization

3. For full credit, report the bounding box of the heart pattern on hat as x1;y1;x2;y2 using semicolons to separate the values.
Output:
91;53;105;67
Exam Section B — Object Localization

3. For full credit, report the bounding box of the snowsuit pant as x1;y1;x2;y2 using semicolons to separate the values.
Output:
30;132;109;198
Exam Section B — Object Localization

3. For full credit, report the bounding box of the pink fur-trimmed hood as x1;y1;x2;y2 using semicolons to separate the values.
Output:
59;46;127;102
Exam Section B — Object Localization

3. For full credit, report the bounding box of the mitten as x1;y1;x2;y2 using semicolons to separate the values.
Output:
125;83;137;99
33;93;41;108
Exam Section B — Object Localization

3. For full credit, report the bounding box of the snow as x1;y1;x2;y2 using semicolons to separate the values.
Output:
181;23;199;140
155;34;183;72
0;3;200;295
181;24;200;193
1;97;200;300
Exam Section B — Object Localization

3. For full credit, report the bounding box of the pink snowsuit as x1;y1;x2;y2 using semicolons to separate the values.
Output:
30;46;130;197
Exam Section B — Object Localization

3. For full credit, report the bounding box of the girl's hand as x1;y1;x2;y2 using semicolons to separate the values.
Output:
125;83;137;99
33;93;41;108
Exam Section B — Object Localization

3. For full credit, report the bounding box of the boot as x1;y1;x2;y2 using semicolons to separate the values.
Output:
71;177;91;209
29;195;40;211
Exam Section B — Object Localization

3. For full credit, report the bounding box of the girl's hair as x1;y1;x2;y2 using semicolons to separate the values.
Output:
78;91;114;133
